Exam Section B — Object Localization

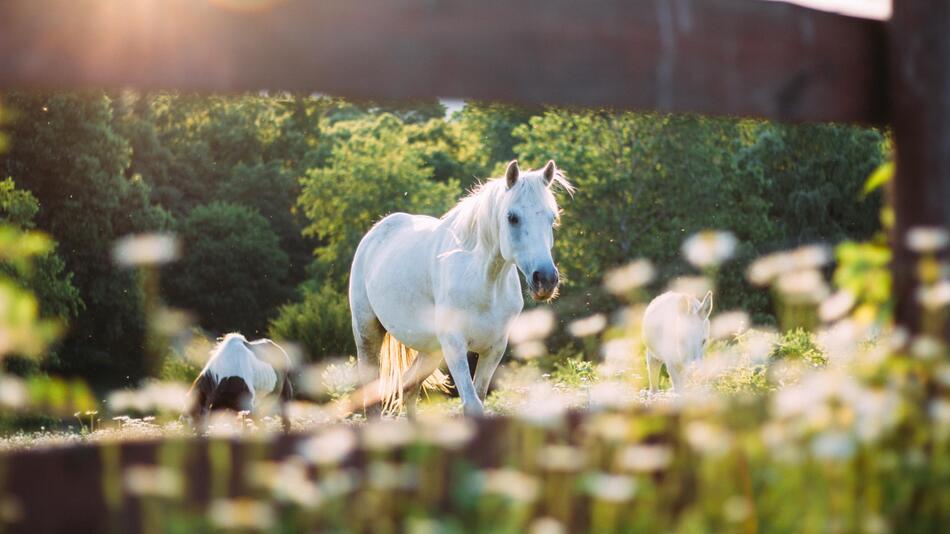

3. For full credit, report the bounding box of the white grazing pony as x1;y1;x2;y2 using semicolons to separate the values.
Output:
187;333;294;427
642;291;713;392
349;160;572;416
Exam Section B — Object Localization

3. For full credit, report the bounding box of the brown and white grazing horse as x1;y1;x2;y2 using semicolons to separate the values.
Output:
187;333;294;429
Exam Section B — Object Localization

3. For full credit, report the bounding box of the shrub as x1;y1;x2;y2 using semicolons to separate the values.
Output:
551;356;598;388
268;285;354;362
770;327;826;367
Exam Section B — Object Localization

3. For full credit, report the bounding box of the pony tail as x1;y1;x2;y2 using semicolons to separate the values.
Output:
378;333;452;415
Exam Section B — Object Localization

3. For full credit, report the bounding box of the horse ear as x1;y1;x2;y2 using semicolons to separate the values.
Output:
697;291;713;318
506;160;520;189
542;160;556;185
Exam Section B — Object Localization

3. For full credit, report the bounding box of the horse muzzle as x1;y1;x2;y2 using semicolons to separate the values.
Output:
529;267;560;301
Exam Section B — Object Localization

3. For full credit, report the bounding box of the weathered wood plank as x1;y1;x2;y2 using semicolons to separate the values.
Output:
0;416;534;533
889;0;950;341
0;0;885;124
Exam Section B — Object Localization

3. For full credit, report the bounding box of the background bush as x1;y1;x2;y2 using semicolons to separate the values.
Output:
268;285;355;362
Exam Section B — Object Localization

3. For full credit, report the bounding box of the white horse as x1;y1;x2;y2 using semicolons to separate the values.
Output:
349;160;572;416
187;333;294;427
642;291;713;391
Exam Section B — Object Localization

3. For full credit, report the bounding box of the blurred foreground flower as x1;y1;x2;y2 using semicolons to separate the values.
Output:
515;382;569;426
684;421;732;456
603;259;655;296
108;381;189;414
906;226;949;253
589;380;637;411
584;472;636;502
748;244;831;286
537;444;586;472
251;459;322;508
530;517;567;534
478;468;539;503
710;311;750;340
513;340;547;360
417;413;475;449
362;418;414;451
509;308;555;344
568;313;607;337
917;280;950;311
617;444;673;472
666;276;713;299
811;430;855;460
0;374;27;409
112;233;180;267
682;230;737;269
298;427;356;465
819;290;856;322
775;269;829;303
125;466;183;499
209;498;275;531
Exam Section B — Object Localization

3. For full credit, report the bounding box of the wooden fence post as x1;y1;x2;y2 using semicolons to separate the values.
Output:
889;0;950;342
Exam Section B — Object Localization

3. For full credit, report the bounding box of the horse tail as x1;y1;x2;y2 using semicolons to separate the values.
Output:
378;332;452;415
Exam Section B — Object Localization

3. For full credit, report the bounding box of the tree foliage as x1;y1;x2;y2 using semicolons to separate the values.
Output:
298;113;459;288
1;93;170;383
164;202;290;336
514;111;884;324
0;178;82;322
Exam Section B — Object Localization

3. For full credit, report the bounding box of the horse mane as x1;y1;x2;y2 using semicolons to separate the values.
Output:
442;167;573;251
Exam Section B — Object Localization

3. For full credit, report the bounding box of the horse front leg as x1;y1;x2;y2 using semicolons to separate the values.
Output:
473;341;507;403
438;333;483;417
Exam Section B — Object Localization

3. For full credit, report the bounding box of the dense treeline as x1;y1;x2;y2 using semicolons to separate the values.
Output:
0;92;884;387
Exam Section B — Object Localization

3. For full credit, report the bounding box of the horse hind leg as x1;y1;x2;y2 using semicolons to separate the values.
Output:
646;349;662;392
350;298;385;418
402;351;445;419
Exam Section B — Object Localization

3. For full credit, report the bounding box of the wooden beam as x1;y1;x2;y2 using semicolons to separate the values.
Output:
0;0;885;124
889;0;950;341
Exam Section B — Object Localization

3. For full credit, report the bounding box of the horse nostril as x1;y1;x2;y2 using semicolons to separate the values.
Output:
532;271;542;287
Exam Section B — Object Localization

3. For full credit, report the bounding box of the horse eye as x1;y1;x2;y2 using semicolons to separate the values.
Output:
507;213;519;225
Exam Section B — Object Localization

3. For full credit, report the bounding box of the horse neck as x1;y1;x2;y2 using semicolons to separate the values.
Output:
475;239;514;288
444;181;516;286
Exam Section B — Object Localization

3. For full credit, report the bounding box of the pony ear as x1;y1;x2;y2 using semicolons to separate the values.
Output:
505;160;520;189
542;160;557;185
697;291;713;318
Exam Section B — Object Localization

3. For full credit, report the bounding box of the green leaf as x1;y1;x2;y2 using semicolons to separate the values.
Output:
862;160;894;197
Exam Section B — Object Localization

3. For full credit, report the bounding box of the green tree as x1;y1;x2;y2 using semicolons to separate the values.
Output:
736;122;885;245
514;110;884;326
1;93;170;384
298;113;459;288
0;178;82;322
164;202;291;336
454;102;539;183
